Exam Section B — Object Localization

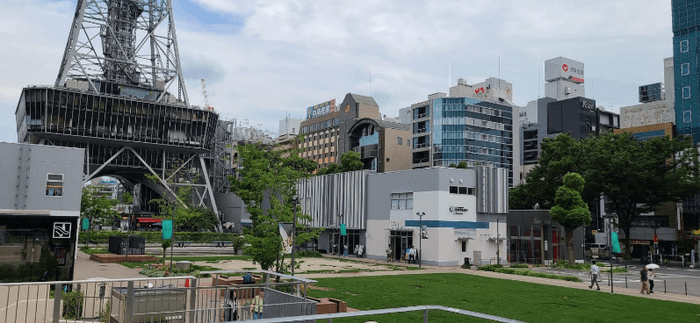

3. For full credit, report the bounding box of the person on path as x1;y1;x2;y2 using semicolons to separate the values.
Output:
250;290;264;319
408;246;416;264
588;261;600;290
648;268;655;293
386;245;393;262
640;265;650;295
343;244;348;257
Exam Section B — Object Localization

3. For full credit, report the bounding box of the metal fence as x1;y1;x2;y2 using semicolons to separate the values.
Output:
215;305;527;323
0;270;317;323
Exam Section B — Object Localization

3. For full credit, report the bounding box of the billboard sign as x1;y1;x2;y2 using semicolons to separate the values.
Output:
545;57;584;84
306;99;336;120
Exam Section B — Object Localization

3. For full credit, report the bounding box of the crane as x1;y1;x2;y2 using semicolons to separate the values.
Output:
201;78;214;110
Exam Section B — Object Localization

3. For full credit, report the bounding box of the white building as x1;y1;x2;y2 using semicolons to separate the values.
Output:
544;57;585;101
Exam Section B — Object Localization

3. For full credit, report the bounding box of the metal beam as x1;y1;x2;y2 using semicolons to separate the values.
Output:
128;147;188;209
84;146;126;182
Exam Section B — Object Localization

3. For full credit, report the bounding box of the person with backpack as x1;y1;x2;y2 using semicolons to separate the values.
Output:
640;265;650;295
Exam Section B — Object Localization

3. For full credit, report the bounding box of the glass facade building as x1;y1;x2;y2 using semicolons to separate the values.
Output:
673;0;700;143
412;97;514;185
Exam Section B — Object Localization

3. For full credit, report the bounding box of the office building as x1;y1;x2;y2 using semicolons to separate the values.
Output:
673;0;700;143
544;57;585;100
410;85;519;186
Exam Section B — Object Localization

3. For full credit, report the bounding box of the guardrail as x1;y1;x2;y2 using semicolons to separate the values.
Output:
222;305;527;323
0;270;318;323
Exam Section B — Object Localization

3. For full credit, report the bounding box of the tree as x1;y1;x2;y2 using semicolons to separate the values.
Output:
550;173;591;264
121;191;134;204
511;132;700;260
145;172;218;232
456;161;468;169
583;132;700;259
511;134;586;209
317;151;363;175
230;143;320;272
81;185;119;229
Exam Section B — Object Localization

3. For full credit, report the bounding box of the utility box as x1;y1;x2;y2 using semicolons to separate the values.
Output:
110;285;186;323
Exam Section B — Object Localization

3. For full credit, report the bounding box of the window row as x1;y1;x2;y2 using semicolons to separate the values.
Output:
449;186;475;195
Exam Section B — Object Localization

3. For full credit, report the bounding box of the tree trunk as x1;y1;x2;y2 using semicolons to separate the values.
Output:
566;230;576;265
623;225;632;260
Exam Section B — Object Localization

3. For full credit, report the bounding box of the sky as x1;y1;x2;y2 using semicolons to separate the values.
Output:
0;0;673;142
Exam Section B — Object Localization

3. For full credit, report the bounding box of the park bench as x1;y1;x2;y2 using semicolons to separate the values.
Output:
213;241;232;248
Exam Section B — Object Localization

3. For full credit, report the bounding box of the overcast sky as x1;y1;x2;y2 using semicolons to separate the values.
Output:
0;0;673;142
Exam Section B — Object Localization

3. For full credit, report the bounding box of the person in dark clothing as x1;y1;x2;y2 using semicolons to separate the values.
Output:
223;289;239;321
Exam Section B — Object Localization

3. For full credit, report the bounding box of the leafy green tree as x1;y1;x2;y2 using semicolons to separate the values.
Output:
457;161;468;169
316;151;364;175
81;185;119;228
230;143;320;272
583;132;700;259
145;172;218;232
121;191;134;204
550;173;591;264
511;134;586;209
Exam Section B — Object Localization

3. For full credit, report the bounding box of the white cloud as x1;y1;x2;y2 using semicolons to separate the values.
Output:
0;0;674;142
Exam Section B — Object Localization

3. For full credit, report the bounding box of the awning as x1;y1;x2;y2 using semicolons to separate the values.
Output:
137;218;163;223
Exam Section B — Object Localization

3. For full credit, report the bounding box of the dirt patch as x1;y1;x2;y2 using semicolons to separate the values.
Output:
191;257;402;274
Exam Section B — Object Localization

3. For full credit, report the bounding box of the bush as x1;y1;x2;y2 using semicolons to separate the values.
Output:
79;231;241;244
478;264;504;272
509;264;529;268
62;290;84;319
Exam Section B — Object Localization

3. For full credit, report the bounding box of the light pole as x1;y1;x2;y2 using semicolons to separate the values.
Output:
651;220;659;259
291;195;299;276
337;214;343;259
171;203;176;268
416;212;425;268
602;213;615;294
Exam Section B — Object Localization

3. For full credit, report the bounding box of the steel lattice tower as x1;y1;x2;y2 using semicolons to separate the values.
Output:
16;0;224;227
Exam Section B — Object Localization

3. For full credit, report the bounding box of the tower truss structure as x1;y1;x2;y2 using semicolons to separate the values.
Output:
16;0;225;228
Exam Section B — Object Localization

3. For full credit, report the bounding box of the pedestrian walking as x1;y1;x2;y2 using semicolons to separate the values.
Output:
223;288;239;321
648;268;655;293
588;261;600;290
343;244;348;257
640;265;650;295
408;246;416;264
386;244;393;262
250;290;264;319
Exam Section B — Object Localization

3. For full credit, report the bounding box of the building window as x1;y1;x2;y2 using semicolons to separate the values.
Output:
682;63;690;76
46;173;64;197
681;40;689;53
684;110;692;123
397;137;403;145
461;241;467;252
683;86;691;99
450;186;473;195
391;193;413;209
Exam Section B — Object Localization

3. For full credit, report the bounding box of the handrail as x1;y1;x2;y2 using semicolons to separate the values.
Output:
0;275;198;287
229;305;527;323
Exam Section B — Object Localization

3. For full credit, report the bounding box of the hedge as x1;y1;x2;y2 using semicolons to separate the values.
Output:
494;268;582;282
79;231;240;244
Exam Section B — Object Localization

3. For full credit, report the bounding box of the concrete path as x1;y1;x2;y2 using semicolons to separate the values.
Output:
73;250;145;280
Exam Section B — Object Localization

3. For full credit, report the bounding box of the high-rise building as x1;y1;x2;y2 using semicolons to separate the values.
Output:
639;82;665;103
410;90;519;186
672;0;700;142
544;57;585;101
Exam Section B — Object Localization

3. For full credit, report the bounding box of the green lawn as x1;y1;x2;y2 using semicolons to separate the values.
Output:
307;273;700;323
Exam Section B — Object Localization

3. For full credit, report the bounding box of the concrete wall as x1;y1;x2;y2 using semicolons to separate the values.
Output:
0;142;83;215
382;127;412;172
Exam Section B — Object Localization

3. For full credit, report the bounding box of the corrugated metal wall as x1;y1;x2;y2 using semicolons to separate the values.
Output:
476;166;508;214
298;170;369;230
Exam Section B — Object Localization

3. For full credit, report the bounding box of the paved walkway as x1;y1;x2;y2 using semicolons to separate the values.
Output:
73;250;145;280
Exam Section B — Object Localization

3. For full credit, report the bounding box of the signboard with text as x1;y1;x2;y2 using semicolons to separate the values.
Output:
306;99;336;120
162;220;173;240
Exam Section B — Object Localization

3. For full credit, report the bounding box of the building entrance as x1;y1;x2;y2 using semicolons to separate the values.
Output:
389;230;414;261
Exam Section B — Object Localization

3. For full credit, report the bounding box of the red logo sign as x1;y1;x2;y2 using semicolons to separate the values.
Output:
474;87;485;94
562;64;569;72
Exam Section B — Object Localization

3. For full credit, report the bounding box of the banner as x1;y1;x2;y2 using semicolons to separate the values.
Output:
162;220;173;240
82;218;90;230
340;224;347;236
611;232;621;253
279;223;294;254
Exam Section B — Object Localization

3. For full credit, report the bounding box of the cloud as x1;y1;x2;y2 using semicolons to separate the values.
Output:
0;0;675;143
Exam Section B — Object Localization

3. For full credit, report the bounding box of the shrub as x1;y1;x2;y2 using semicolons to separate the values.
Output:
478;264;504;272
493;268;582;282
509;264;529;268
62;290;84;319
79;231;240;244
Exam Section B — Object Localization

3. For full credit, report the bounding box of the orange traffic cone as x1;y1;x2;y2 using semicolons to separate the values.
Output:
185;279;190;287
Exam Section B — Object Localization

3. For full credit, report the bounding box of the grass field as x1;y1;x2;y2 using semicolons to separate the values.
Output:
307;273;700;323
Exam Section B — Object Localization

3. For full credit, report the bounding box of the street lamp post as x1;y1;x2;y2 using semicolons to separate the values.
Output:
416;212;425;268
291;195;299;277
171;204;176;268
602;213;615;294
337;214;343;259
